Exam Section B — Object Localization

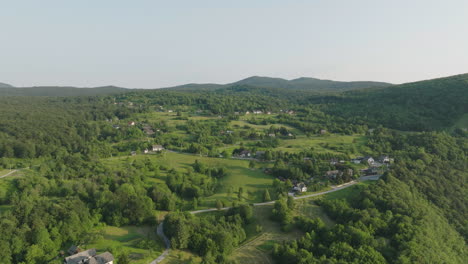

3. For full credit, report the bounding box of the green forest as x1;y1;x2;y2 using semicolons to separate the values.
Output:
0;73;467;264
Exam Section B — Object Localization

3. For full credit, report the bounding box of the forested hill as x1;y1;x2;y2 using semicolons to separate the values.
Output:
0;82;14;88
164;76;392;92
0;85;131;96
230;76;392;91
318;73;468;131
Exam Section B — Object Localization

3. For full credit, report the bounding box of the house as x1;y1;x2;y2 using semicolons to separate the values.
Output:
288;133;293;137
67;245;79;256
378;155;390;163
130;151;137;156
143;125;155;135
112;125;120;129
320;129;327;134
245;111;250;115
143;149;149;154
293;182;307;193
226;130;234;134
64;249;114;264
128;121;135;126
351;158;362;164
253;110;263;114
330;158;339;165
268;133;276;137
152;145;164;152
325;170;342;179
239;150;251;158
363;167;379;176
168;110;173;113
64;249;96;264
266;111;272;115
256;151;265;159
363;156;375;165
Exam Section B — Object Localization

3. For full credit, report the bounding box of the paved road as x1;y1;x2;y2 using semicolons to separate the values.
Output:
151;175;381;263
0;170;18;179
150;222;171;264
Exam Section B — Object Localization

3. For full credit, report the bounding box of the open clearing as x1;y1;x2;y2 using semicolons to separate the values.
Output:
87;226;165;264
230;205;302;264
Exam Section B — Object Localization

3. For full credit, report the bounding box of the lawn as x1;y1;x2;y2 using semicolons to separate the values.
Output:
86;225;165;264
160;249;201;264
277;134;369;154
160;152;275;207
323;181;376;201
102;152;275;207
230;205;302;264
294;199;335;227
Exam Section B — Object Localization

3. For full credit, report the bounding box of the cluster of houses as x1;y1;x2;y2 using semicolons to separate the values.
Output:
64;247;113;264
131;144;165;156
280;155;393;194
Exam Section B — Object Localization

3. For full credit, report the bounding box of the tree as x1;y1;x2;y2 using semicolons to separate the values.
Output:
216;200;223;210
249;160;255;169
263;189;271;202
117;251;131;264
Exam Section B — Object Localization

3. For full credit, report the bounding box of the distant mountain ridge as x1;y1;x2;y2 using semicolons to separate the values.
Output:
0;76;392;96
0;85;129;96
0;82;14;88
230;76;392;91
166;76;392;92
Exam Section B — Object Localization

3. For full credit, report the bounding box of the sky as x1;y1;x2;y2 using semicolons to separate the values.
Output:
1;0;468;88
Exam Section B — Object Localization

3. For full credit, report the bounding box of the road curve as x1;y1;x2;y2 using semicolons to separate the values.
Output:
151;175;381;263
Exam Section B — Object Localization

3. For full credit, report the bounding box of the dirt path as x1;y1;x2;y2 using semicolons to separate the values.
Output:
0;170;18;179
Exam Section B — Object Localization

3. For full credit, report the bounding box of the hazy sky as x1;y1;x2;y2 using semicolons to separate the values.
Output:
1;0;468;88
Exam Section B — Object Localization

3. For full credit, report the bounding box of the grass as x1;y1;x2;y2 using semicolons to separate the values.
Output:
86;225;165;264
162;152;275;206
230;205;302;264
277;134;368;154
294;199;335;227
323;181;376;201
160;249;201;264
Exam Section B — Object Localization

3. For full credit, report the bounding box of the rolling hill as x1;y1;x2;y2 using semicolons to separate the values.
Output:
320;73;468;130
0;85;130;96
0;82;14;88
230;76;392;91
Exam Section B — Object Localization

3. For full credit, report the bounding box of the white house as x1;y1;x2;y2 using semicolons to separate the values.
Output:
152;145;164;152
64;249;114;264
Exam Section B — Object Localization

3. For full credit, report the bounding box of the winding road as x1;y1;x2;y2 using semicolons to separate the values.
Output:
151;175;381;263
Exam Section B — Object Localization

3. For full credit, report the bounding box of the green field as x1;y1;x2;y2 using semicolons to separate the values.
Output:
230;205;302;264
323;181;376;201
103;152;275;207
86;226;165;264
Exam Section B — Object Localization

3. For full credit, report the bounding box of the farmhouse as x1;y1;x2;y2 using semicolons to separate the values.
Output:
152;145;164;152
363;156;375;165
239;150;251;158
378;155;391;163
64;249;114;264
293;182;307;193
325;170;342;178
